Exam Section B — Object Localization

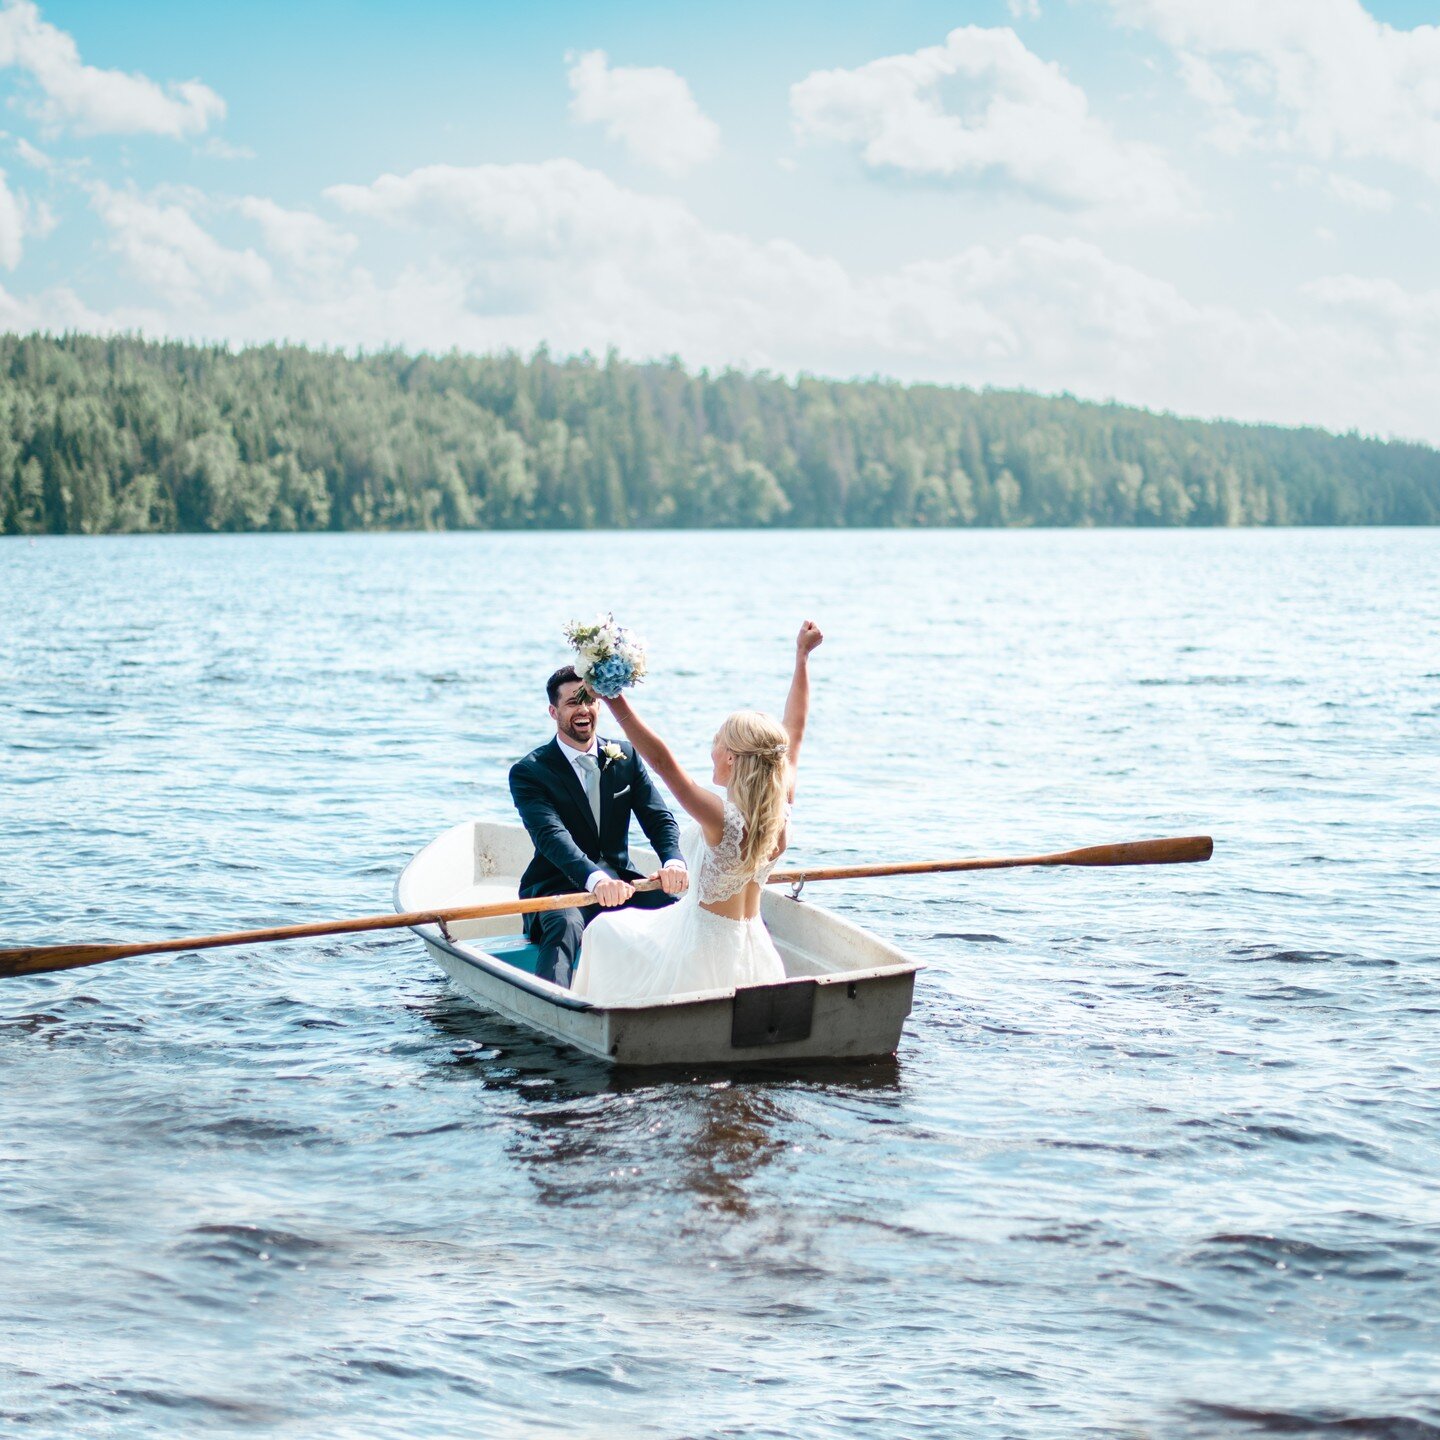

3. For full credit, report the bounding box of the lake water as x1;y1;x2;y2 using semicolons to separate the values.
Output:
2;529;1437;1439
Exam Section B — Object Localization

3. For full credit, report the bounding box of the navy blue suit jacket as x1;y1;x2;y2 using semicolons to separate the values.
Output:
509;736;683;900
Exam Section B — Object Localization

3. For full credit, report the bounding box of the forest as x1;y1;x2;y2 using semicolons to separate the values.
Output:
1;332;1436;534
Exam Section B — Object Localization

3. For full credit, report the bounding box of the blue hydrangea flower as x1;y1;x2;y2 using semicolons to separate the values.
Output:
588;654;635;698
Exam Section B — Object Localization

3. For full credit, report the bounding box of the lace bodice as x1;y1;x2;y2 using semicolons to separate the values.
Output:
578;799;790;1003
694;800;786;904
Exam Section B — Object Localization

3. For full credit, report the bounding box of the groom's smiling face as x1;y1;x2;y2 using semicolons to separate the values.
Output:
551;679;599;749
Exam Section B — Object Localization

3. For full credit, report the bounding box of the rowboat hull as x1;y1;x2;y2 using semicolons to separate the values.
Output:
396;820;920;1067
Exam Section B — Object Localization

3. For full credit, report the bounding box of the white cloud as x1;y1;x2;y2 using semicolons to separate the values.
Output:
203;137;257;162
1172;52;1256;151
327;159;699;258
0;162;57;267
1324;174;1393;211
12;134;52;169
0;0;225;138
0;167;26;267
1304;273;1440;355
1295;165;1394;212
566;49;720;176
1108;0;1440;183
0;276;125;331
90;184;269;301
1298;275;1440;426
237;196;358;277
23;192;52;236
1007;0;1042;18
789;26;1194;220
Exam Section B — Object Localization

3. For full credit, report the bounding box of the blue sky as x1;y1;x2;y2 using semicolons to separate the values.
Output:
3;0;1439;441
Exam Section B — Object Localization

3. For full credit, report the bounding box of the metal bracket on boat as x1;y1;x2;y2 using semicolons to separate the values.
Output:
438;918;454;941
788;876;807;902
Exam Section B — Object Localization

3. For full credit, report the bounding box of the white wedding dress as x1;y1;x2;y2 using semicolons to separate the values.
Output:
573;801;788;1005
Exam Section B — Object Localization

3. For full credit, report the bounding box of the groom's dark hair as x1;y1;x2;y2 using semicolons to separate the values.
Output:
546;665;581;706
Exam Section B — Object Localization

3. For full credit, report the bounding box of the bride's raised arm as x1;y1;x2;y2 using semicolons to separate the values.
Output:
782;620;824;802
601;693;726;844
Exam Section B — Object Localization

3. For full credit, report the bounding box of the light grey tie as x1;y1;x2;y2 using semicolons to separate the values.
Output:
575;752;601;829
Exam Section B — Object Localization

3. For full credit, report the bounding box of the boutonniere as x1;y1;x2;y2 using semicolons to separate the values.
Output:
600;742;625;769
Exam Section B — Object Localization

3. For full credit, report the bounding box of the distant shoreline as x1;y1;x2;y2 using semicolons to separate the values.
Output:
7;524;1437;540
4;333;1437;535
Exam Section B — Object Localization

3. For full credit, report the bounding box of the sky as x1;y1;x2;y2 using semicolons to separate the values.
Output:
1;0;1439;442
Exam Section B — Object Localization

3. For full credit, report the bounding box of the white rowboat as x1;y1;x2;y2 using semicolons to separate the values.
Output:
395;820;921;1067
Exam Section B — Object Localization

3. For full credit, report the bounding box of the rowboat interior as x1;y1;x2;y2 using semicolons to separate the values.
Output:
397;820;921;1067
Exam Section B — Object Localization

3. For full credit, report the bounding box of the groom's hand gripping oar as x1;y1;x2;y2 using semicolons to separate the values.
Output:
0;835;1212;980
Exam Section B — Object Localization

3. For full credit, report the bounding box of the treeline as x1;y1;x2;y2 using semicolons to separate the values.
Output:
1;332;1436;534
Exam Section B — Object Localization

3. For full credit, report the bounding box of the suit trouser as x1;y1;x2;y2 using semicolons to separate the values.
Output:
528;887;675;987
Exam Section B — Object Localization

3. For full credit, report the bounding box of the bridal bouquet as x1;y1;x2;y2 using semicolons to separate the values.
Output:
563;614;649;698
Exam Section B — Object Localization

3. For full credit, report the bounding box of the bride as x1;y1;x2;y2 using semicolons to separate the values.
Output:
572;621;824;1005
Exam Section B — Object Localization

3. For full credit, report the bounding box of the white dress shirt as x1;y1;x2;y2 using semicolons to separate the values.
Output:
554;734;685;893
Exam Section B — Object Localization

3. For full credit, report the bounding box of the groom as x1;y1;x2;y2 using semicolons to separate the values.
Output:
509;666;688;987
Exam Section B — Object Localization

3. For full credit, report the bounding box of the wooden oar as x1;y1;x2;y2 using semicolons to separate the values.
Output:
0;835;1211;980
0;884;664;980
771;834;1213;884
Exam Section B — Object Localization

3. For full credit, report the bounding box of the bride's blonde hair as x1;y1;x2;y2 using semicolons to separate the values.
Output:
716;710;790;871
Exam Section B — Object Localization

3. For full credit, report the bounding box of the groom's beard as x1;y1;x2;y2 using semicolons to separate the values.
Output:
558;713;595;747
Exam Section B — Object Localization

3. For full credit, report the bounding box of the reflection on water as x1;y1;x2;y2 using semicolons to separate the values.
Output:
3;528;1439;1439
417;989;901;1218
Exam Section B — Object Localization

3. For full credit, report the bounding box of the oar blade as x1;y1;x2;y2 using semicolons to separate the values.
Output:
0;942;133;979
1060;835;1213;867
